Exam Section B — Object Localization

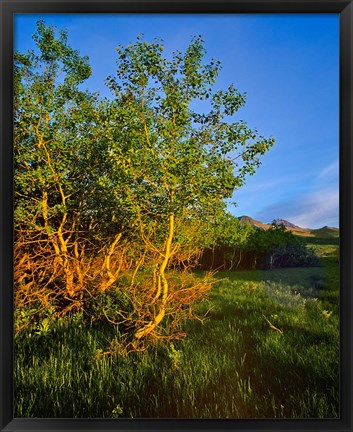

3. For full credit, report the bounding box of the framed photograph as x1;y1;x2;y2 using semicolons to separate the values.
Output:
1;1;352;431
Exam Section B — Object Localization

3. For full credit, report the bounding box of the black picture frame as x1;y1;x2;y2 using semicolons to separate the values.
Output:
1;1;352;431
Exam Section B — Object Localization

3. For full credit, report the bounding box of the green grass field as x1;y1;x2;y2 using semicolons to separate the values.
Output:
14;238;339;419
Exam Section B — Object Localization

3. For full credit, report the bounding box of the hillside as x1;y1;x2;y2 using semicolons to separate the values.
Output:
310;226;339;238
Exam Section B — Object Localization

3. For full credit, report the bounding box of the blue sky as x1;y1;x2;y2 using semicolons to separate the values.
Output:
15;14;339;228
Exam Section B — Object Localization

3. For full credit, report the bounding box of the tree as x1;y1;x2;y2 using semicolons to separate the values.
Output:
14;22;130;319
14;23;275;344
103;35;275;338
219;215;255;270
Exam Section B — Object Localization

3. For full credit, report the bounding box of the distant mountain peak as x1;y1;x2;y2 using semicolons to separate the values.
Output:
238;215;270;230
236;215;338;237
238;215;255;223
321;225;339;231
271;218;300;229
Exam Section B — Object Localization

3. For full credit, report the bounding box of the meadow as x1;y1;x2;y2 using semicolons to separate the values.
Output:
14;235;339;419
13;21;339;420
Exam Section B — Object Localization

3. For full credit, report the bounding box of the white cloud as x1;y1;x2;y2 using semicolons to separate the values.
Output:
254;188;339;228
317;160;339;180
252;158;339;228
290;189;339;227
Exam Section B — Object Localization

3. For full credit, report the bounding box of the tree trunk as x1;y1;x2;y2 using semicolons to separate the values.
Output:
236;250;242;269
229;249;236;270
135;213;174;339
211;245;215;269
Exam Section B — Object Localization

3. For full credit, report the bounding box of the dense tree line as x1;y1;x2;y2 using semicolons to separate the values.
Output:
14;21;277;348
199;216;321;271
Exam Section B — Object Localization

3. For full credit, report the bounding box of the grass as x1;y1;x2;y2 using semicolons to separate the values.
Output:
14;239;339;419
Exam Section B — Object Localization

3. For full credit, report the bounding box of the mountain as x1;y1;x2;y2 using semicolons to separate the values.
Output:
310;226;339;238
237;215;271;230
237;215;339;237
271;218;311;235
271;218;300;229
